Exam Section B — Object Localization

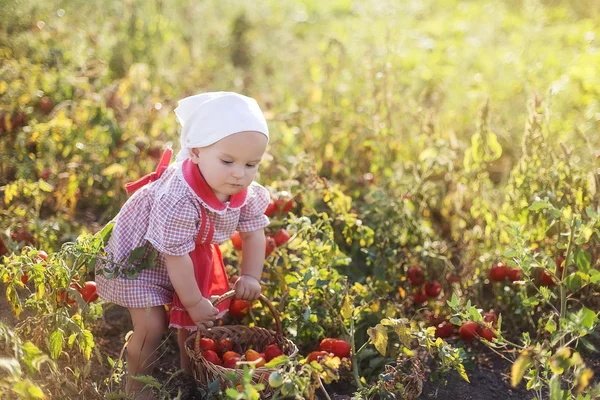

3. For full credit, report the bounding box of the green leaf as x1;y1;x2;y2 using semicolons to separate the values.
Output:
264;355;289;368
130;375;161;389
545;317;557;334
49;330;64;359
367;324;388;356
566;272;589;292
575;250;591;273
528;201;550;211
590;270;600;284
549;375;564;400
97;221;114;245
511;350;532;387
574;307;598;330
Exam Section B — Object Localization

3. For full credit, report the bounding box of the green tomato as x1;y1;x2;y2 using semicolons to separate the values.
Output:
268;371;284;388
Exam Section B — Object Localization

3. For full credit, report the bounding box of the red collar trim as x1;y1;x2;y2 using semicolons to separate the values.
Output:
182;159;248;211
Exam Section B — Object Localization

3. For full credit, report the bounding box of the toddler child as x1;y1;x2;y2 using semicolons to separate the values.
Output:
96;92;271;399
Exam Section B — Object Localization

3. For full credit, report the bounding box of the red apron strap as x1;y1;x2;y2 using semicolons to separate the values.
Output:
196;206;215;245
124;148;173;195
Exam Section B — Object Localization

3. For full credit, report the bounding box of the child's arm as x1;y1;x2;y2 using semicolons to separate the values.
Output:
165;254;219;326
234;229;266;300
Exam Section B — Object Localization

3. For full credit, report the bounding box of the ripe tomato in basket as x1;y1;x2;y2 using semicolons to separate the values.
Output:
203;349;221;365
264;344;284;361
217;338;233;354
199;338;217;352
229;299;251;318
223;356;240;369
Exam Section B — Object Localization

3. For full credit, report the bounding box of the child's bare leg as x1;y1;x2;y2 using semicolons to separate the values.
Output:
178;328;193;373
126;306;167;399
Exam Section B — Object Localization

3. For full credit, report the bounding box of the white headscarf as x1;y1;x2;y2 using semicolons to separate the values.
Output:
174;92;270;162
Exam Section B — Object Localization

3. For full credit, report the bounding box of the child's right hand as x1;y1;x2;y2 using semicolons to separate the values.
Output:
187;297;219;328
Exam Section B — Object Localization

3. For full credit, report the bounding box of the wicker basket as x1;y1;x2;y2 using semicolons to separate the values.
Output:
185;290;298;398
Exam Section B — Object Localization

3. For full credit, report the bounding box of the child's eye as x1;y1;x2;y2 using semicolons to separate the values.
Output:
221;160;233;165
246;163;258;168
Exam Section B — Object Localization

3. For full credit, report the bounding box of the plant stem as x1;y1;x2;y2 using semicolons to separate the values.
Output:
559;217;576;347
350;317;363;389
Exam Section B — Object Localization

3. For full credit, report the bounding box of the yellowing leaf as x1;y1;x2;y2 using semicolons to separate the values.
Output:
576;368;594;393
511;350;532;387
102;163;127;176
341;296;353;320
367;324;388;356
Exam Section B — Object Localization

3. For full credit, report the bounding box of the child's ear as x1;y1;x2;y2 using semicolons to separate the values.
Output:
189;148;200;164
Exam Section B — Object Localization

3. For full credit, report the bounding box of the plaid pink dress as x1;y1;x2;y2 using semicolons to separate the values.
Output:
95;157;270;311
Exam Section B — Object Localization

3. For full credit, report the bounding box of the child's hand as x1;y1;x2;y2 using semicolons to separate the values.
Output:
187;297;219;327
234;275;261;300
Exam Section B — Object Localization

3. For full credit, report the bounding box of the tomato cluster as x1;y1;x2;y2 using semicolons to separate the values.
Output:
306;337;351;361
200;337;284;369
408;266;442;304
433;311;499;343
489;256;566;287
58;281;99;306
264;191;296;217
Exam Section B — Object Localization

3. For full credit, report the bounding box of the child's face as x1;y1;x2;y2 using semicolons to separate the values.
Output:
190;131;268;201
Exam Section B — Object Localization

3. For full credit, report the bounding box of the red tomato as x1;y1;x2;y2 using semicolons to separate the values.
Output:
37;250;48;261
200;338;217;352
223;356;240;369
540;270;556;286
21;272;29;285
245;349;262;362
307;351;329;362
273;229;291;247
264;344;284;361
223;351;241;362
265;236;277;257
40;167;51;181
413;289;428;304
458;321;479;342
507;268;522;282
40;96;53;114
479;327;497;342
482;312;498;325
230;231;243;251
229;299;251;318
59;284;78;306
331;340;351;358
319;338;337;352
424;281;442;298
79;281;98;303
435;321;454;339
203;349;221;365
555;256;565;276
489;262;508;281
274;192;295;214
407;266;424;286
217;338;233;354
264;200;276;216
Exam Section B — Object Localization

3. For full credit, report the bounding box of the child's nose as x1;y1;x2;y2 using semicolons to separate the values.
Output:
232;166;245;178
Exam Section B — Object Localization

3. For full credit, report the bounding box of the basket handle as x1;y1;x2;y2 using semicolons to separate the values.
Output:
194;290;283;356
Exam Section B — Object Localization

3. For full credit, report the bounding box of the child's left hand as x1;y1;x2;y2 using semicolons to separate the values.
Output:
234;275;261;300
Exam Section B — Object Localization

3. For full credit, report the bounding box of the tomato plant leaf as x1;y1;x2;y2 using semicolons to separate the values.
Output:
367;324;388;356
511;350;532;387
49;330;64;359
575;250;591;273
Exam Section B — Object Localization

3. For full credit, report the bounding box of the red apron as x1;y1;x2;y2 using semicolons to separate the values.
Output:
124;150;231;329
